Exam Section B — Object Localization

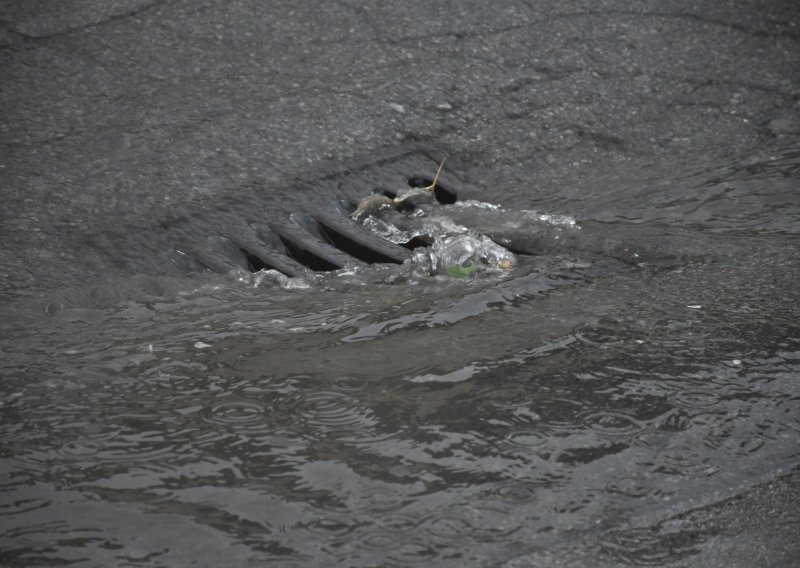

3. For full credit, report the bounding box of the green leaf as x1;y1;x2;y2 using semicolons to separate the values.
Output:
447;261;478;278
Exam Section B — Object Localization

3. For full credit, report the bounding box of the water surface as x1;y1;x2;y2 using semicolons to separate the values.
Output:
1;148;799;566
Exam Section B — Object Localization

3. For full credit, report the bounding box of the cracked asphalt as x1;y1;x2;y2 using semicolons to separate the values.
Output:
1;1;799;565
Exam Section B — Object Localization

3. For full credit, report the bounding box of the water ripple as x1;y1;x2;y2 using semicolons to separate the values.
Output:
359;512;426;555
574;319;632;347
2;150;799;566
293;390;380;437
0;483;50;516
577;410;645;436
505;429;548;448
648;450;720;478
600;526;706;566
332;376;369;392
376;512;421;533
302;513;361;540
673;389;722;409
605;476;664;499
93;438;176;464
353;485;412;513
490;482;539;504
423;504;520;541
384;542;439;565
201;399;266;427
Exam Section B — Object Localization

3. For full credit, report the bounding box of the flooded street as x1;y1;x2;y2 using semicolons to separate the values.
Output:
2;148;798;566
2;0;799;564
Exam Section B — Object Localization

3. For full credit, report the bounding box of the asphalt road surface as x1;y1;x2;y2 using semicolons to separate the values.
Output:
1;1;798;566
2;0;798;294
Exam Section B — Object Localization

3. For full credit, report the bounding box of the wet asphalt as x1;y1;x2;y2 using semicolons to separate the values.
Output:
1;1;799;565
2;0;799;293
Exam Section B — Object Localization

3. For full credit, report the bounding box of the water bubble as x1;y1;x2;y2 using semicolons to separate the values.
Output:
429;234;516;275
362;216;416;245
453;200;501;211
252;269;312;289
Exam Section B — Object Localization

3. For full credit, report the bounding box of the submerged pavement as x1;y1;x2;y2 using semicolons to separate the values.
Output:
1;1;799;566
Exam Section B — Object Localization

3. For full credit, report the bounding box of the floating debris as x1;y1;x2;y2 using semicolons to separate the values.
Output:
429;233;516;277
352;159;446;220
351;159;518;277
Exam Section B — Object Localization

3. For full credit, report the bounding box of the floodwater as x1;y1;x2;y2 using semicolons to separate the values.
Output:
1;147;799;566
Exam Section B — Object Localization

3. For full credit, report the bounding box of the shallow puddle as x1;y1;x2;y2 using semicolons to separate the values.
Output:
1;148;799;566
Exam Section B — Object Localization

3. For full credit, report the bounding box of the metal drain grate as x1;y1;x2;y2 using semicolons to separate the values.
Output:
89;147;473;278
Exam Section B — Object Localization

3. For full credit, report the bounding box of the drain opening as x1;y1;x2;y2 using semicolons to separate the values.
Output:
496;243;533;257
279;236;341;272
319;224;404;265
407;177;457;204
242;250;277;272
402;235;433;250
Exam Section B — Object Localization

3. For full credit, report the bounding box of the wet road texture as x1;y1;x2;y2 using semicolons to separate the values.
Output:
1;1;799;567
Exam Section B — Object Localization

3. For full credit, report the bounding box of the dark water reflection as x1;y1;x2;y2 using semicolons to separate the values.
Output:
1;150;799;566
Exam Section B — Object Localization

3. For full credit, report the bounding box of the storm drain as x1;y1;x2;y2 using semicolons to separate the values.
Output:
85;143;697;291
165;149;467;277
87;146;659;281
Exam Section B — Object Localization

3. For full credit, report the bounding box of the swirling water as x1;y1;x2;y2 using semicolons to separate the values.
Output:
1;149;799;566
